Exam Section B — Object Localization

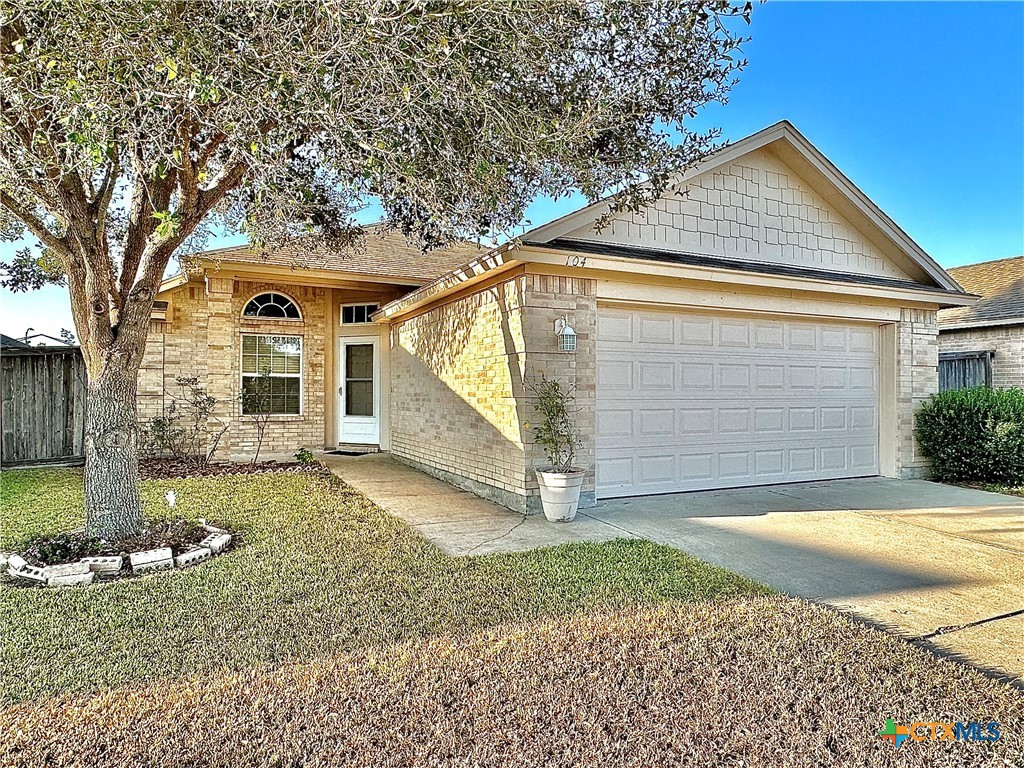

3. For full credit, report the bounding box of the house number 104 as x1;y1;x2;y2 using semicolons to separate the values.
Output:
565;255;588;268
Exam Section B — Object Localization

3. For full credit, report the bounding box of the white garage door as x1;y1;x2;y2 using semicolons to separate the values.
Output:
596;307;880;498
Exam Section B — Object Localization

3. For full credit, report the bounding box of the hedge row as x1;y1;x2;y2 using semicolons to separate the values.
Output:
915;386;1024;485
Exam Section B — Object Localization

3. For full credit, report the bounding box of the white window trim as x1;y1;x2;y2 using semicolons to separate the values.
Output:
340;302;380;326
242;291;303;322
239;333;304;416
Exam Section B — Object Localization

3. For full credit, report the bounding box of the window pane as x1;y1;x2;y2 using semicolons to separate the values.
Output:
278;377;300;414
243;293;300;319
240;337;301;415
341;304;380;325
346;380;373;417
346;344;373;379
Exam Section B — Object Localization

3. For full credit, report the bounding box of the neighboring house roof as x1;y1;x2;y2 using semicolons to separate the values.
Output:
182;224;484;286
0;333;33;350
938;255;1024;330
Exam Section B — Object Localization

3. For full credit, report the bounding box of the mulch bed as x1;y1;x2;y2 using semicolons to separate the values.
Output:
140;458;312;480
16;519;219;568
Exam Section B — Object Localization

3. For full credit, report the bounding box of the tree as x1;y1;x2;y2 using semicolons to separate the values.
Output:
0;0;749;539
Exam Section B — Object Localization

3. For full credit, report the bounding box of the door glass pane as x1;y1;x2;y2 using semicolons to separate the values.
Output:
346;381;373;417
345;344;374;417
347;344;373;379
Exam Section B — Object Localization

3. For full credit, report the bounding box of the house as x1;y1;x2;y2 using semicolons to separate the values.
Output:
936;255;1023;391
143;121;974;513
0;334;33;350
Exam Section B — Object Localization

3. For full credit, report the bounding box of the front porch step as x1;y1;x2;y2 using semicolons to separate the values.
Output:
331;444;381;456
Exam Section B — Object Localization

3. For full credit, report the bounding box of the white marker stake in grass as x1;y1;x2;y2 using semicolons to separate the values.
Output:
165;490;176;509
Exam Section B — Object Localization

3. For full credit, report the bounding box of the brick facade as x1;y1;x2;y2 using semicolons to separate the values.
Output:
938;325;1024;389
895;308;938;479
138;279;329;461
142;269;944;506
390;274;530;510
389;272;598;513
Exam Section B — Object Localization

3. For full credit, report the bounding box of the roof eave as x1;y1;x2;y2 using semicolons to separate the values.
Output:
938;317;1024;331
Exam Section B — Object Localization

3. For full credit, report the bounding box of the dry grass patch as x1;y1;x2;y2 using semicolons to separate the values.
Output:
2;596;1020;768
1;468;761;703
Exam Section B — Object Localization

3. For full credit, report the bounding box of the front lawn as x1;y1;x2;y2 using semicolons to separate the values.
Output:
1;467;762;703
2;468;1021;767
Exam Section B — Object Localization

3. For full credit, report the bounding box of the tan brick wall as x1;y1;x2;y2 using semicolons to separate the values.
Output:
390;271;597;512
390;274;530;508
137;280;329;461
521;274;597;506
895;308;938;479
938;325;1024;389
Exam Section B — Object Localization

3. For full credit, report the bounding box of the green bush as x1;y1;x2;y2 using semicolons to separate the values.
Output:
915;386;1024;484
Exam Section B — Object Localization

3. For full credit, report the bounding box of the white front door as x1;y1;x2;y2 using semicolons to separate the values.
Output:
338;337;380;445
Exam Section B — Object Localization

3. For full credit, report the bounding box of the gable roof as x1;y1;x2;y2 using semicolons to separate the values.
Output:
171;224;484;288
380;121;975;321
0;333;32;349
523;121;963;293
938;255;1024;329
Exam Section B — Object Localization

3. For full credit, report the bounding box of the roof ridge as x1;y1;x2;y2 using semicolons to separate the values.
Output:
947;254;1024;271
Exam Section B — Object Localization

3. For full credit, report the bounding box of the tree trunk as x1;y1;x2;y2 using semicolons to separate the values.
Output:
84;364;145;540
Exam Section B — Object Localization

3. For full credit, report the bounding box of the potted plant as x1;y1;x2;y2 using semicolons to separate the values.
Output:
528;376;585;522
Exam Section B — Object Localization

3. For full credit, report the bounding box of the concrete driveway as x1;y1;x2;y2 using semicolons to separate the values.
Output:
324;454;1023;682
588;479;1024;681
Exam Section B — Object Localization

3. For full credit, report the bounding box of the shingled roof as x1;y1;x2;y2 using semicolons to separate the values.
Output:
939;255;1024;329
196;224;484;284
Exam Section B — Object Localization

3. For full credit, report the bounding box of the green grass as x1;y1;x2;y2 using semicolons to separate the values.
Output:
982;483;1024;498
4;468;1022;767
0;468;764;703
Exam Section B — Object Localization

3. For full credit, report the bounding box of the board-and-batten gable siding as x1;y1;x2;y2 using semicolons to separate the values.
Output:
560;147;911;282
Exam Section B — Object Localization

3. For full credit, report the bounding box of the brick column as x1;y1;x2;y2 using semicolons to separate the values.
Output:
895;308;938;479
522;273;598;511
205;276;236;458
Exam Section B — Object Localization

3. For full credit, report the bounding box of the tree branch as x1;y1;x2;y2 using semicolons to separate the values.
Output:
0;190;70;257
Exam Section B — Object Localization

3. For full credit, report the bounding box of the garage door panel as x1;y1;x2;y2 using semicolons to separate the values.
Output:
596;404;876;446
597;308;880;498
598;359;877;399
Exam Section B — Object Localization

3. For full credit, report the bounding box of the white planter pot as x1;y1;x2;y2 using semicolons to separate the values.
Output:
535;468;586;522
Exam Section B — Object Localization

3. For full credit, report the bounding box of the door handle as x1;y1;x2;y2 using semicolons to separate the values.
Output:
338;386;344;396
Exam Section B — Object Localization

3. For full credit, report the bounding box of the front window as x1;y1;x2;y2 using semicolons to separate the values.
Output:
241;335;301;415
243;292;301;320
341;304;378;325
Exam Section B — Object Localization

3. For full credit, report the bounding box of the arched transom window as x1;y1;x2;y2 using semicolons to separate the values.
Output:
243;292;301;320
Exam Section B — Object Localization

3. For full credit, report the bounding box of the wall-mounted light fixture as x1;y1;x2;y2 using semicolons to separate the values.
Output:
555;316;577;352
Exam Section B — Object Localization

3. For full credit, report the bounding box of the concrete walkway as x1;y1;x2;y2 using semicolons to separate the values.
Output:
323;453;1024;682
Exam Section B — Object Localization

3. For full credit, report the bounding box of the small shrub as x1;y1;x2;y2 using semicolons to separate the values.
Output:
526;375;582;472
22;532;107;566
915;386;1024;485
294;447;315;464
140;377;226;467
240;368;274;464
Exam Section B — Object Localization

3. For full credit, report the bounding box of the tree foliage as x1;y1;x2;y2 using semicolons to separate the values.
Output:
2;1;748;351
0;0;749;537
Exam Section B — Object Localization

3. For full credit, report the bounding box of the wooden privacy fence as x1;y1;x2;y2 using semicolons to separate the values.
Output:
938;350;994;392
1;347;87;465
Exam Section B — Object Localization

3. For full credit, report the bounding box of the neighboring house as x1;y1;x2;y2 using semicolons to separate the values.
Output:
144;121;973;512
937;256;1023;391
0;334;33;350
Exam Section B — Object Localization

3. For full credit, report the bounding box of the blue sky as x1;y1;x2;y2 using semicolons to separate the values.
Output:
2;1;1022;338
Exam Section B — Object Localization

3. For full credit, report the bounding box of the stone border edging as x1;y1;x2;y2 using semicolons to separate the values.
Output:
2;520;233;588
